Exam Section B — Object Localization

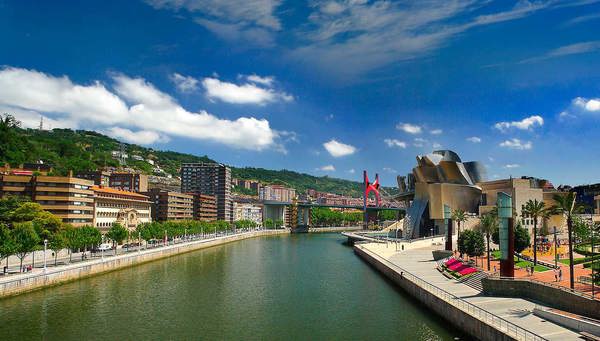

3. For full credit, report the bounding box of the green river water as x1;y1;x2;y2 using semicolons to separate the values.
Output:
0;233;464;340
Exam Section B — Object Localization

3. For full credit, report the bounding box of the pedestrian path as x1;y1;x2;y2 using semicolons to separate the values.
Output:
362;243;582;341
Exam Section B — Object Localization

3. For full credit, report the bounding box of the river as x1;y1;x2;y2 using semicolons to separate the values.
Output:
0;233;463;340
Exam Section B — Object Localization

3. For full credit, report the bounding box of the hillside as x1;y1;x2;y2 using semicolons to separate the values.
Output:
0;115;385;197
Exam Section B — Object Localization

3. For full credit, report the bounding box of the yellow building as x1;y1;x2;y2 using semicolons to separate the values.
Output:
92;186;152;233
0;174;94;226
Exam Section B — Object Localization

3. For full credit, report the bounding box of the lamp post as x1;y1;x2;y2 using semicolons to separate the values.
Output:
553;226;558;269
43;239;48;273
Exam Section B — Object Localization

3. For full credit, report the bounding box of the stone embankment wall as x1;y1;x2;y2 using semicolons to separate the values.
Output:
308;226;362;233
0;230;287;298
482;277;600;320
354;245;516;341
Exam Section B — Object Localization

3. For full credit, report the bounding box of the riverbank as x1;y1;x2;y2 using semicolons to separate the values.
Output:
308;226;362;233
354;242;582;340
0;229;288;298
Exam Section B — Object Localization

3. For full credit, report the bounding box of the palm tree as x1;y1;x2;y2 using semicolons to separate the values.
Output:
522;199;551;266
552;192;585;289
479;211;499;271
452;209;467;241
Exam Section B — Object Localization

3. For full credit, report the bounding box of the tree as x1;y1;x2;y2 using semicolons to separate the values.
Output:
106;222;128;252
479;212;498;270
11;202;45;222
451;209;468;252
552;192;585;289
32;211;64;241
274;219;284;228
0;195;29;225
514;222;531;254
0;224;16;271
79;226;102;258
12;222;40;272
458;229;485;264
572;215;591;243
264;219;274;229
48;231;67;266
522;199;551;265
63;226;82;262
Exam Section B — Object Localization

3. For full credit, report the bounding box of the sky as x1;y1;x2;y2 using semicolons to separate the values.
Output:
1;0;600;187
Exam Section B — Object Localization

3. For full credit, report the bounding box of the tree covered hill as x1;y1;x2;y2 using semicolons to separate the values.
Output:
0;115;384;197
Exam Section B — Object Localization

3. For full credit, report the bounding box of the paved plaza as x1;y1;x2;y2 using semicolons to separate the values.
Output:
362;242;583;341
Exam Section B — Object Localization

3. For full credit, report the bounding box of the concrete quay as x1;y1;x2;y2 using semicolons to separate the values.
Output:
0;229;288;298
355;242;582;341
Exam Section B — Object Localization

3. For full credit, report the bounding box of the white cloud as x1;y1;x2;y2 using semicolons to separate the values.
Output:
413;137;427;147
430;129;442;135
317;164;336;171
396;123;422;134
384;138;407;148
347;168;356;174
106;127;169;145
170;73;199;93
290;0;593;80
432;142;442;149
499;138;532;150
246;74;274;86
504;164;520;169
383;167;397;173
323;139;356;157
202;76;293;105
519;40;600;63
0;66;282;151
573;97;600;112
466;136;481;143
494;115;544;132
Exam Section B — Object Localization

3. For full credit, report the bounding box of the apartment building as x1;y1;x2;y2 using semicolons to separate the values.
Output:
259;184;296;202
109;172;148;192
0;174;94;226
146;189;193;222
92;186;151;232
76;170;111;187
233;202;262;225
181;163;232;222
479;177;565;234
189;193;218;221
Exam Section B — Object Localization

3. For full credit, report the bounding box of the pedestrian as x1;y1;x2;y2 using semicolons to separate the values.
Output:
531;265;535;275
526;266;530;276
558;268;562;282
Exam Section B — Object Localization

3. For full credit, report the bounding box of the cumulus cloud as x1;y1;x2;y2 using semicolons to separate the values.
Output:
573;97;600;112
0;66;282;151
323;139;356;157
494;115;544;132
432;142;442;149
347;168;355;174
170;73;199;93
202;76;293;105
384;138;407;148
106;127;169;145
466;136;481;143
396;123;422;134
499;138;532;150
317;164;336;171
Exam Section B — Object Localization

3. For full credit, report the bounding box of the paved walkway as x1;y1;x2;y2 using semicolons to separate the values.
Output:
362;242;583;341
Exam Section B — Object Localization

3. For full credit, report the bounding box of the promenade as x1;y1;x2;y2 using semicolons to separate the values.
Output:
358;242;582;340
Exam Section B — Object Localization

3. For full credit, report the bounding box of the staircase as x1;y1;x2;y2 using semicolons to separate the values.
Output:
459;271;488;292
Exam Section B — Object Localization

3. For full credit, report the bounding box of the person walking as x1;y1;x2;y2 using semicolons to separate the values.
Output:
554;268;558;282
558;267;563;282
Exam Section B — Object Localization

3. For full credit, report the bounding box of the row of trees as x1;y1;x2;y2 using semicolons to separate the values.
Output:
0;196;102;271
311;207;362;226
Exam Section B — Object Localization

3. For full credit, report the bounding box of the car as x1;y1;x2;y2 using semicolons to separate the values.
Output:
96;243;112;251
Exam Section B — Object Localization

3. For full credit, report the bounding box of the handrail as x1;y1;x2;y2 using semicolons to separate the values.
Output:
490;276;599;302
357;245;547;341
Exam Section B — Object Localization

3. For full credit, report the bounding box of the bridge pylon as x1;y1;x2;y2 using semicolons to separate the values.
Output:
363;170;381;229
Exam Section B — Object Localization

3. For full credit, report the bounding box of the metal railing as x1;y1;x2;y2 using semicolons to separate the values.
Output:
358;245;547;341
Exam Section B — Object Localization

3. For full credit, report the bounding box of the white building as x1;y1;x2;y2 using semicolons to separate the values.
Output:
92;186;152;233
234;202;263;225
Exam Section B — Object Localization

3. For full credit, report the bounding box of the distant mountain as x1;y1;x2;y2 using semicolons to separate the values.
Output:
0;117;391;197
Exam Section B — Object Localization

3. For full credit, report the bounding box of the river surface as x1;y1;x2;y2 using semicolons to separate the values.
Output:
0;233;463;340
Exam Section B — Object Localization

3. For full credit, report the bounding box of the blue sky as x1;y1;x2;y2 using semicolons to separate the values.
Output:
1;0;600;187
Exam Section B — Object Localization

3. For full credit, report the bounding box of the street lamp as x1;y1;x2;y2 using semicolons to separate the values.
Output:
43;239;48;273
553;226;558;269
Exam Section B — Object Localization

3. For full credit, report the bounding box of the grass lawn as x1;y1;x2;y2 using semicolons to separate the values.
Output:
515;260;550;272
492;250;501;259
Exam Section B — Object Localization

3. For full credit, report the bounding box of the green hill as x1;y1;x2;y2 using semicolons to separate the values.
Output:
0;115;389;197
